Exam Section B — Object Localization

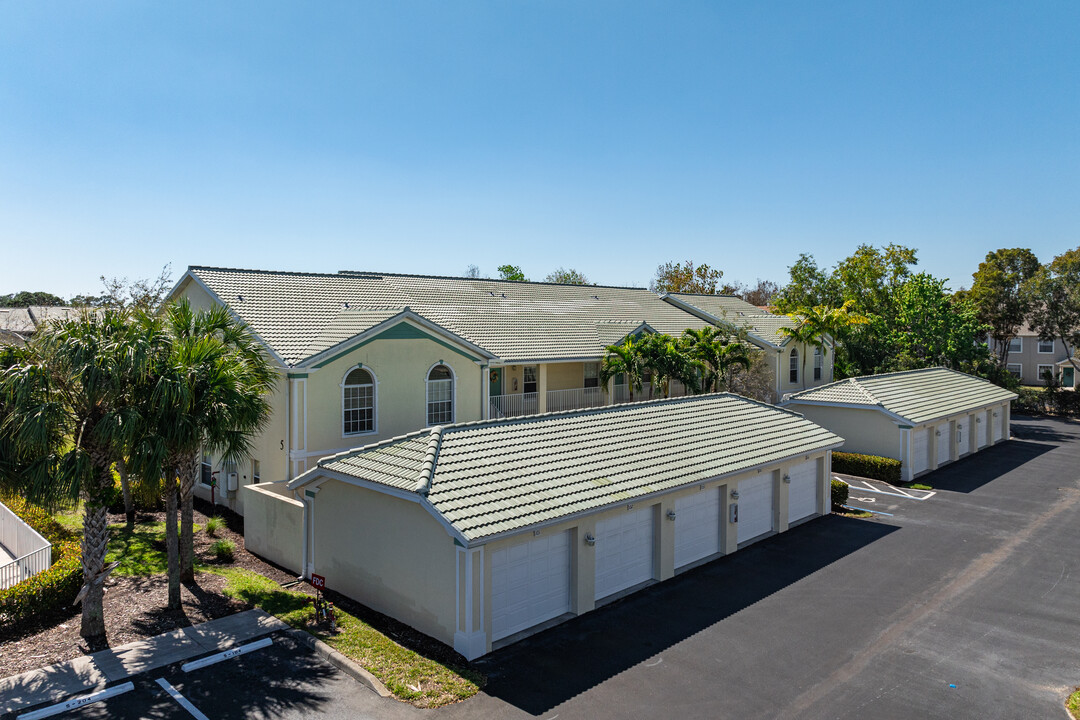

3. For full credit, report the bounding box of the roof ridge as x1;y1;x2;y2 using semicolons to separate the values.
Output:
415;426;443;496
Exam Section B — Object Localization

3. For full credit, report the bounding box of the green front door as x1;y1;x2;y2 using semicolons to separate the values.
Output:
489;367;503;397
1063;366;1075;388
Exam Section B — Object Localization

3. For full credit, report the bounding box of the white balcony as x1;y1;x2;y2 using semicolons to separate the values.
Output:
0;499;52;590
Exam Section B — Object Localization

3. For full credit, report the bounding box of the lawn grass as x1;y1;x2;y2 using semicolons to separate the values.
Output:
908;483;933;491
1068;687;1080;719
53;503;84;537
217;568;484;708
836;508;874;518
106;521;202;576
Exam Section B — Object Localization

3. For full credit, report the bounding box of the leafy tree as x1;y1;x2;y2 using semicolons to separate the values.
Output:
879;274;989;371
781;301;870;387
1028;247;1080;376
637;333;702;398
600;337;646;402
969;248;1041;366
545;267;590;285
773;254;838;312
497;265;527;282
650;261;725;294
71;265;173;310
0;308;153;641
0;291;67;307
465;265;480;279
739;279;781;308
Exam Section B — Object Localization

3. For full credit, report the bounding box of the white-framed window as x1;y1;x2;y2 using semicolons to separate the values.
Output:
1037;364;1055;383
342;366;376;436
523;365;538;394
200;455;213;487
252;459;261;485
1007;363;1022;379
584;362;600;389
1008;337;1022;353
426;364;454;425
789;348;799;383
813;346;823;380
1038;339;1055;354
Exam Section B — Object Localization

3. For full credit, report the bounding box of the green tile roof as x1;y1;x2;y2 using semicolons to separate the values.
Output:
186;267;714;366
782;367;1017;425
296;393;843;542
663;293;796;346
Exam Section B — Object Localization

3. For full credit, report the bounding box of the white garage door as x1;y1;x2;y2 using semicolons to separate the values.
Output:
787;460;819;524
936;422;951;465
674;490;721;569
957;420;970;456
737;474;775;544
912;428;930;475
976;413;988;448
595;507;655;601
993;407;1005;442
490;530;571;642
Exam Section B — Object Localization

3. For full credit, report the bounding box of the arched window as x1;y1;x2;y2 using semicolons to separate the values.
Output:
427;364;454;425
813;346;823;380
343;367;375;435
789;348;799;383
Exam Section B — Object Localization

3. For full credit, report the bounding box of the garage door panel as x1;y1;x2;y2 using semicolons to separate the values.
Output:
738;474;775;543
674;490;721;568
957;421;970;456
595;507;655;600
936;423;951;465
977;414;988;448
993;407;1005;442
787;460;818;524
913;428;930;475
491;531;571;642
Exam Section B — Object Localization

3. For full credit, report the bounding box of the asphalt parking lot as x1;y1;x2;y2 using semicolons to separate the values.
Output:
444;415;1080;719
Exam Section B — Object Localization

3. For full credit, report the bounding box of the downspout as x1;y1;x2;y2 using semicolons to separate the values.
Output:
293;487;308;578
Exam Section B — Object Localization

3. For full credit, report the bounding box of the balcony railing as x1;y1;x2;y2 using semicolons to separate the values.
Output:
547;386;606;412
489;380;695;419
489;392;539;419
0;499;52;590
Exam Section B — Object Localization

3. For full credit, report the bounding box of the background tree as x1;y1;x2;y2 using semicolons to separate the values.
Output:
464;264;480;279
70;265;173;310
600;337;645;402
681;326;752;393
968;248;1041;366
545;267;590;285
1027;247;1080;375
650;260;725;294
773;254;838;312
739;279;781;308
0;308;151;642
497;265;527;282
0;291;67;307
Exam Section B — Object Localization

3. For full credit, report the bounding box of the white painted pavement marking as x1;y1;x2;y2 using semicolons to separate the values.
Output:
156;678;210;720
17;682;134;720
837;477;936;501
181;636;273;672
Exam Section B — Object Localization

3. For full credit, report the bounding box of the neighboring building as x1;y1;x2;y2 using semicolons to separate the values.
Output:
661;292;835;397
0;306;82;346
1055;357;1077;389
780;367;1017;483
991;322;1072;386
244;393;842;659
169;267;836;515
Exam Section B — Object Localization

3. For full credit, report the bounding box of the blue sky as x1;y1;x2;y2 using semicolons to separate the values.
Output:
1;1;1077;298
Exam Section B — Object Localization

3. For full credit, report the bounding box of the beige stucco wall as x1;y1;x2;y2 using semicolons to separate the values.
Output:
311;479;458;646
242;483;304;573
545;361;589;391
787;404;900;460
777;343;835;396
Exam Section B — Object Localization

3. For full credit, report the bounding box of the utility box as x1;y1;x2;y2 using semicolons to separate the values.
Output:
226;472;239;493
729;503;738;523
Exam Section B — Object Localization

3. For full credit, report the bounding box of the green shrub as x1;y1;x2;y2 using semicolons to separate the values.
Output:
1013;386;1047;415
832;451;902;484
205;516;224;537
831;479;849;510
210;539;235;562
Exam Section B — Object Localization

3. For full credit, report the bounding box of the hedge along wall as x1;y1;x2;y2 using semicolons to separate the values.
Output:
831;451;903;484
0;492;83;629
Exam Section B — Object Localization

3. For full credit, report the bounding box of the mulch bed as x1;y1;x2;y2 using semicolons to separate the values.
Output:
0;499;303;679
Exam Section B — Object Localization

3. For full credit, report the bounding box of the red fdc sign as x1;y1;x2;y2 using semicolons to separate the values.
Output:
310;573;326;591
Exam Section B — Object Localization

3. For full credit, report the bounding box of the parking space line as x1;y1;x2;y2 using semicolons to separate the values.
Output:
836;476;935;501
182;637;273;672
17;682;135;720
155;678;210;720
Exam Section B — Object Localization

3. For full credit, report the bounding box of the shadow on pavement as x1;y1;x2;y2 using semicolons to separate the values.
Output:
474;514;896;716
928;437;1058;495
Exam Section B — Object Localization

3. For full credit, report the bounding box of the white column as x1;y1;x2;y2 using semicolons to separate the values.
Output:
537;364;548;413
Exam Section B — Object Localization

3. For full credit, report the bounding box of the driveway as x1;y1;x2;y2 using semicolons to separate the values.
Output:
444;415;1080;719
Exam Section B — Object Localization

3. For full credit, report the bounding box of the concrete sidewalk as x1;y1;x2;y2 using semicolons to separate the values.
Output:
0;609;287;716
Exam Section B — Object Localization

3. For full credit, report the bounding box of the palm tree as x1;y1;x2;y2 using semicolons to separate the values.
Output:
0;308;153;641
638;333;702;397
681;327;754;393
780;301;869;389
600;336;645;402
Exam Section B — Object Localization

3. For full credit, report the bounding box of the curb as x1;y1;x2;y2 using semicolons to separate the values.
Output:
283;628;393;698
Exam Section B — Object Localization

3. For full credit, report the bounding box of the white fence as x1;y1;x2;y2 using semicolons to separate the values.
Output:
546;387;606;412
489;392;540;419
0;499;53;590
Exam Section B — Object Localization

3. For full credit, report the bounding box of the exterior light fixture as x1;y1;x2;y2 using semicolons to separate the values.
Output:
782;474;791;484
730;489;740;501
666;510;677;521
584;533;596;547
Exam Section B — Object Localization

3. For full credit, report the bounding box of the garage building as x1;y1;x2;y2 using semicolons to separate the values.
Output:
278;393;843;660
780;367;1016;483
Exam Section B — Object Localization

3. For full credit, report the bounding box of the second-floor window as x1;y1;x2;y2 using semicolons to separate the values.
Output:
427;364;454;425
343;367;375;435
813;346;823;380
584;362;600;388
789;348;799;383
1038;339;1054;353
1008;337;1022;353
523;366;538;394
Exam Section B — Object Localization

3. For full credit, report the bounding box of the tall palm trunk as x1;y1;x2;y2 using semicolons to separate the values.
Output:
164;474;181;609
179;451;200;583
78;452;115;642
116;457;134;530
